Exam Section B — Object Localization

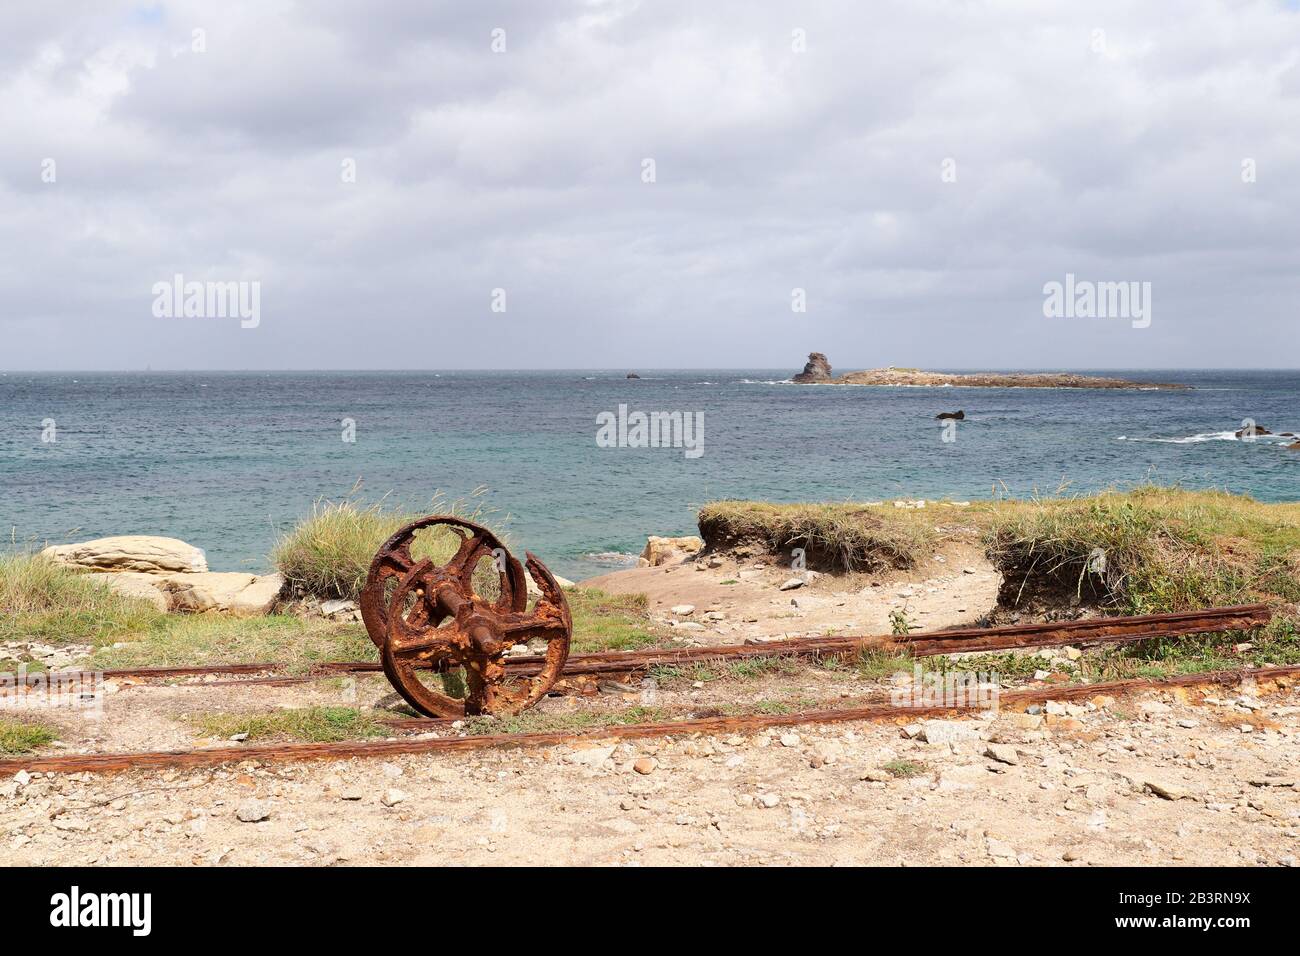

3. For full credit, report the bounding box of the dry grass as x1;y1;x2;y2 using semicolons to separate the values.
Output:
981;486;1300;613
697;500;935;572
0;550;163;643
271;489;502;600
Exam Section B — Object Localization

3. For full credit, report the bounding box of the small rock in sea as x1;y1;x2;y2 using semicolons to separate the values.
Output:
235;798;272;823
669;604;695;616
779;578;804;591
380;788;408;807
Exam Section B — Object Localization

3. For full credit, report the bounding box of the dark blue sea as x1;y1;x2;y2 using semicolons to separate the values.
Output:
2;370;1297;580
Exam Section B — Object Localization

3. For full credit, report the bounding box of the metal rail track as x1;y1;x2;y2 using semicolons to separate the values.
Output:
64;602;1270;687
2;662;1294;777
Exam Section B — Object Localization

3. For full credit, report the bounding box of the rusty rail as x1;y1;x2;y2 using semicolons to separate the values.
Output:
1;662;1294;777
68;603;1270;687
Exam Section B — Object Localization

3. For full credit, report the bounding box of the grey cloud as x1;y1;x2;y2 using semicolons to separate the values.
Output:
1;0;1298;371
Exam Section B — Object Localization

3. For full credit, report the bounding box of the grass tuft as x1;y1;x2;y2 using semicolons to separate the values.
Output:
271;490;499;601
0;719;57;754
189;706;386;743
0;550;162;644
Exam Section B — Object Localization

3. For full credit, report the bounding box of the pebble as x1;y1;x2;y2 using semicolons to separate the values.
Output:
985;744;1019;765
633;758;657;775
670;605;695;616
759;793;782;808
235;798;272;823
380;788;408;807
779;578;804;591
779;733;801;748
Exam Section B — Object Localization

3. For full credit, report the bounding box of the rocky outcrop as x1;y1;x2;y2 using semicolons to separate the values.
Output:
626;372;641;379
791;352;832;383
935;410;965;420
639;535;704;567
41;536;208;574
788;352;1185;389
42;535;281;615
1289;442;1300;451
158;572;283;615
1236;424;1273;438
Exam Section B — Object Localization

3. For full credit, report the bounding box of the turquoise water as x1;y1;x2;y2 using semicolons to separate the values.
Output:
2;370;1297;580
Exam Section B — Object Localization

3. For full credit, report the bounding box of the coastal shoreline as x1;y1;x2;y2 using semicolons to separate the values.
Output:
790;352;1189;389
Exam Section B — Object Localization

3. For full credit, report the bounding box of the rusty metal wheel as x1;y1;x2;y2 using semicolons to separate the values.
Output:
379;551;572;717
359;516;528;650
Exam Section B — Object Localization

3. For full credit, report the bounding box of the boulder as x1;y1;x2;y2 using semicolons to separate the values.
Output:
1289;442;1300;451
626;372;641;379
157;572;282;615
85;571;169;612
1236;424;1272;438
41;536;208;574
640;535;704;567
935;410;965;420
792;352;833;383
228;573;284;615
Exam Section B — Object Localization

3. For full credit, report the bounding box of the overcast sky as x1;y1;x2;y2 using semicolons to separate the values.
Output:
3;1;1298;371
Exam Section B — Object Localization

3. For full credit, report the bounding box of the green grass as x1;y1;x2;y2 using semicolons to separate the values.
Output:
0;719;58;754
0;551;163;644
982;486;1300;613
882;759;928;779
697;500;935;572
854;649;916;680
271;491;500;601
567;588;664;652
462;705;669;735
648;655;800;686
189;706;387;742
88;615;376;673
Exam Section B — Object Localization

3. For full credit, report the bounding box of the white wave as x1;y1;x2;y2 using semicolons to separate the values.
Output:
1118;430;1296;445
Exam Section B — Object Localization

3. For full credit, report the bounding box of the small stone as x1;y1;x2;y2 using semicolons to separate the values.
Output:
229;732;249;742
1145;779;1189;801
1063;647;1082;661
985;837;1016;859
670;604;695;616
779;733;801;748
380;788;408;807
917;721;981;745
759;793;781;808
985;744;1019;765
1062;848;1082;862
1177;718;1198;729
779;578;804;591
632;757;657;775
235;798;272;823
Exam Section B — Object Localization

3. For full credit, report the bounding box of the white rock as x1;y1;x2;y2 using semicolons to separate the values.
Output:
380;788;408;807
779;733;801;748
566;745;617;767
917;720;982;745
759;793;781;808
670;604;696;616
235;798;272;822
779;578;804;591
41;536;208;574
320;598;358;617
